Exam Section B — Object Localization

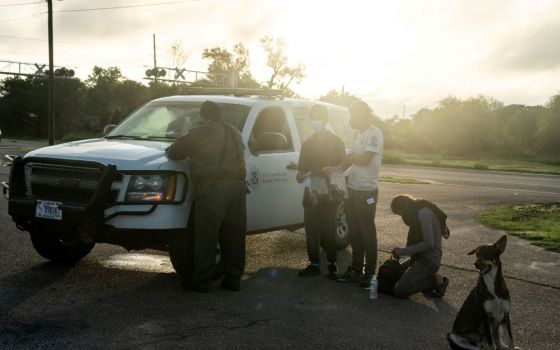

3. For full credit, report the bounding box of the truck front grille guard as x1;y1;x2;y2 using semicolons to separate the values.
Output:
8;157;117;229
23;161;104;203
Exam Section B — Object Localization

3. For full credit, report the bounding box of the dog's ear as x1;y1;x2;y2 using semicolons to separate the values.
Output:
494;235;507;255
467;246;479;255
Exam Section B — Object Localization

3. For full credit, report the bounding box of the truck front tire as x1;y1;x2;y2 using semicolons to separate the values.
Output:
169;237;192;276
29;229;94;262
169;236;222;278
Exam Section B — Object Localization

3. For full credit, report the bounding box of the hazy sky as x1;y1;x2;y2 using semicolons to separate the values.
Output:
1;0;560;118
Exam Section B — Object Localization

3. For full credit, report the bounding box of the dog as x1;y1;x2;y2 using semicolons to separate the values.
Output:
447;235;520;350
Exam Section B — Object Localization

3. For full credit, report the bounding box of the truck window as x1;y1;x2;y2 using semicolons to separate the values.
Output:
292;106;314;144
107;102;250;139
249;106;294;154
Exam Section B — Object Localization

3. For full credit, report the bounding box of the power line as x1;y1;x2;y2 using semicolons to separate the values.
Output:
0;34;151;48
0;1;42;6
55;0;199;13
0;11;46;24
0;0;199;24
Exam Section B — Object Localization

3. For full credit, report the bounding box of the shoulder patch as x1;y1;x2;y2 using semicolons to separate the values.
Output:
368;134;378;148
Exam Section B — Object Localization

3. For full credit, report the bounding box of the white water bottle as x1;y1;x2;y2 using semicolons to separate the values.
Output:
369;275;378;300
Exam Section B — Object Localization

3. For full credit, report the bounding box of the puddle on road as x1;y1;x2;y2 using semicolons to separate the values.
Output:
100;253;175;273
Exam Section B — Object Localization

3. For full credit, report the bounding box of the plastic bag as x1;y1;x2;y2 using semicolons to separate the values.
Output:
329;172;348;201
303;175;329;206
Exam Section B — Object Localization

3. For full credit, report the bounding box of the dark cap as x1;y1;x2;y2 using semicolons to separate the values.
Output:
200;100;221;120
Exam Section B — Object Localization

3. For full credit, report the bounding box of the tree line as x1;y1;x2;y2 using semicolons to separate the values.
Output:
0;37;558;158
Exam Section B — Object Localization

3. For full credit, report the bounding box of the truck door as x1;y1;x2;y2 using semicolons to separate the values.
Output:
244;103;303;232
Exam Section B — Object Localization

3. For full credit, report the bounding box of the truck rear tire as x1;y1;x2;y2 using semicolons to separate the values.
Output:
29;229;94;262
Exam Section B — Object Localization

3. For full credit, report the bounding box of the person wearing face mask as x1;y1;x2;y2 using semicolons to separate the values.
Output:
296;104;346;278
167;100;247;293
324;101;384;288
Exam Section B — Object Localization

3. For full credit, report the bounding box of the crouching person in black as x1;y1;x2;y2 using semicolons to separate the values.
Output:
390;194;450;298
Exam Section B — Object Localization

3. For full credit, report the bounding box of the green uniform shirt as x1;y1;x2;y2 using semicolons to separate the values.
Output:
166;119;246;188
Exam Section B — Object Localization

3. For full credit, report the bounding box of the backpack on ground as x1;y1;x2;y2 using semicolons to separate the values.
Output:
377;257;404;295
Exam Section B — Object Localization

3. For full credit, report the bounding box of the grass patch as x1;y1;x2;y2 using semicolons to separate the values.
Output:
380;176;430;184
382;151;560;175
478;203;560;253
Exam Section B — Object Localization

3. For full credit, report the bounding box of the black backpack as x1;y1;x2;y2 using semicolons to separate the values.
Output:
378;257;404;295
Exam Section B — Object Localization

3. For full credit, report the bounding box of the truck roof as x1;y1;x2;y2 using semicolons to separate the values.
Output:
152;95;348;112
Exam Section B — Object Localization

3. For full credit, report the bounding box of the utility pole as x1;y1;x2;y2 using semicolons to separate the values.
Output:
402;104;406;119
47;0;55;145
153;34;157;85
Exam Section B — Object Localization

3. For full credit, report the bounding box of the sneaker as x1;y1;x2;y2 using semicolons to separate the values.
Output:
336;267;362;283
433;277;449;298
359;273;373;288
299;264;321;277
327;263;338;280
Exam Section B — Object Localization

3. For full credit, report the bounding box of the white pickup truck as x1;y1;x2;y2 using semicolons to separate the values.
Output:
2;93;352;274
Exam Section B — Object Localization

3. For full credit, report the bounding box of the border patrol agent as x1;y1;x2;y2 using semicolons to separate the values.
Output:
167;100;247;293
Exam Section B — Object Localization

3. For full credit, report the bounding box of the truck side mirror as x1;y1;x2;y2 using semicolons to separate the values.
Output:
103;124;117;135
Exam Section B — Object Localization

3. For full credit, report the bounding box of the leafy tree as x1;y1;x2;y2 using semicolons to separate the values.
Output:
202;43;261;88
85;66;123;87
260;35;305;94
536;93;560;155
319;89;363;107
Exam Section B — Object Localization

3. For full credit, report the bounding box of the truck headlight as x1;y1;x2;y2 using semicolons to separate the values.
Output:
126;174;176;202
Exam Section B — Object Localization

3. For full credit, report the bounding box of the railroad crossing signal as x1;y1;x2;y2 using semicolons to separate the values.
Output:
0;60;74;78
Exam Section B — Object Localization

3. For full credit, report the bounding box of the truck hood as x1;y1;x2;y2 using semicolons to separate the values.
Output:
25;138;174;170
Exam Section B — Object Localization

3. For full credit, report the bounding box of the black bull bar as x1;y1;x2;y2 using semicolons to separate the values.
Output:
3;156;117;231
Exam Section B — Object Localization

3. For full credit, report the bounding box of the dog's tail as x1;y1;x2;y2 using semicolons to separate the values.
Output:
447;333;481;350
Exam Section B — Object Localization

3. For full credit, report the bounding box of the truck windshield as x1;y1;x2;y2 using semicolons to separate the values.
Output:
107;101;250;139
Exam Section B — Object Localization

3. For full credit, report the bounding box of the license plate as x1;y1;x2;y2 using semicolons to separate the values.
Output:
36;200;62;220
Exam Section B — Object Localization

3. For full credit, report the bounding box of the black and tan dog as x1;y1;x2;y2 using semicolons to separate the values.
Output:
448;235;520;350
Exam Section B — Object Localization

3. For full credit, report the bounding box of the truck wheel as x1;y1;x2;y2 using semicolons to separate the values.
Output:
169;238;222;277
334;202;350;250
169;237;192;276
29;229;94;262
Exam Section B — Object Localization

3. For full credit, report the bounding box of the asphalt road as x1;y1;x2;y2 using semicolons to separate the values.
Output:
0;157;559;349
